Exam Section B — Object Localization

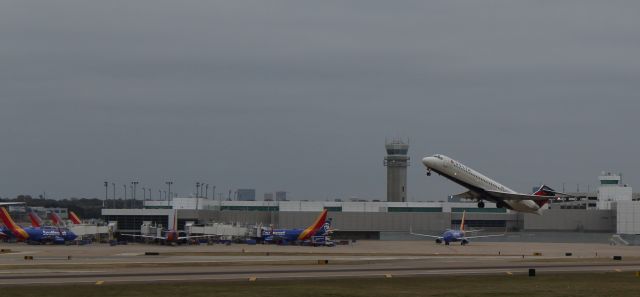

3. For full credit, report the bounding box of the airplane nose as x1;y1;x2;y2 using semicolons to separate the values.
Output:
422;156;437;168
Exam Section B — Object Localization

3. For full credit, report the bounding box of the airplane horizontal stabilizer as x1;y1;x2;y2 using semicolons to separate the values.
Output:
463;233;506;240
409;231;442;239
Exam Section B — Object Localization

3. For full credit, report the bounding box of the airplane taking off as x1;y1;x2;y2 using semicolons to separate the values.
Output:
410;211;504;245
423;154;566;214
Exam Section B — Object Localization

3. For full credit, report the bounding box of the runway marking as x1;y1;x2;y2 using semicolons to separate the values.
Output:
95;281;104;285
615;269;622;272
384;274;392;278
0;270;105;274
0;251;42;256
506;272;513;275
248;277;257;282
2;267;640;286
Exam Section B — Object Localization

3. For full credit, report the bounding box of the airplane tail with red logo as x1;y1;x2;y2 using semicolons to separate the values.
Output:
68;211;82;224
297;209;328;241
28;210;43;228
49;211;64;226
460;210;466;232
532;185;558;208
0;207;29;241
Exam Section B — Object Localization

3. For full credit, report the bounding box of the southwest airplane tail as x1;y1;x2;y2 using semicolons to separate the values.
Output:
49;212;64;226
28;210;43;228
297;209;328;241
0;207;29;240
68;211;82;224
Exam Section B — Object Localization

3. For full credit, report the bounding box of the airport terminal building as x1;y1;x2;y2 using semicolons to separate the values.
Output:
101;198;627;241
101;171;640;243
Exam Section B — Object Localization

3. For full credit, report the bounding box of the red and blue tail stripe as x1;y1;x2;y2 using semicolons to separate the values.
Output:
297;210;328;241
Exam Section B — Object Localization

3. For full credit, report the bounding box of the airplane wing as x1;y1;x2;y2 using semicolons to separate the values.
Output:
451;191;477;201
0;202;25;206
120;234;164;239
485;190;556;201
409;226;441;239
463;234;506;240
410;232;442;239
177;235;218;240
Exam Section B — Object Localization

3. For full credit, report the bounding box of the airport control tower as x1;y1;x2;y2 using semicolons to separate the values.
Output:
384;139;410;202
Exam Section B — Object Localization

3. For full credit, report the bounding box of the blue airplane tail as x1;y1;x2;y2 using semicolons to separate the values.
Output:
318;218;332;236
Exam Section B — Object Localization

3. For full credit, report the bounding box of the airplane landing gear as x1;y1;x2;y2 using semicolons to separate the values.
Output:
461;239;469;246
477;201;485;208
426;169;432;176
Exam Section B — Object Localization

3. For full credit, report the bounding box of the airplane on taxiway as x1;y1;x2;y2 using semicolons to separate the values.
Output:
422;154;568;214
410;211;504;245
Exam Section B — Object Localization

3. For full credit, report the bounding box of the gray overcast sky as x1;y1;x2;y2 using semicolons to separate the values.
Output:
1;1;639;200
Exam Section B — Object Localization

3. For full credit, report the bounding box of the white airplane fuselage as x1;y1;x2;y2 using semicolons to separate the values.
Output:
422;154;543;214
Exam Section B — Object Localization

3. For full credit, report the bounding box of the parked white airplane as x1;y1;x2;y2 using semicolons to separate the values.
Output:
422;154;565;214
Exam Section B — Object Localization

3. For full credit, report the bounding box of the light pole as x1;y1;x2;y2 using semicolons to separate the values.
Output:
132;181;139;208
123;184;127;208
163;190;167;200
142;187;146;201
148;188;152;201
104;181;108;208
195;182;200;198
112;183;116;208
165;181;173;207
205;184;209;199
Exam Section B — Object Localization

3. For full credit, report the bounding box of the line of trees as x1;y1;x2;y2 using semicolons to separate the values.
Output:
0;195;141;219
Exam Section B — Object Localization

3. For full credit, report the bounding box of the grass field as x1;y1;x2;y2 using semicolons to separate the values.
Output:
1;272;639;297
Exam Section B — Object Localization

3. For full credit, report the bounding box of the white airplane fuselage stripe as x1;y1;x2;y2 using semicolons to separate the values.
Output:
424;155;541;214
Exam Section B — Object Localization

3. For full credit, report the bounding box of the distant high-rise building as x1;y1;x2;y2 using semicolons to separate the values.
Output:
384;139;410;202
236;189;256;201
275;191;287;201
264;193;274;201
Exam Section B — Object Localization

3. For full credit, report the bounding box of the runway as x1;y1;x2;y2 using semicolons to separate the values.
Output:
1;241;638;285
1;261;640;284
